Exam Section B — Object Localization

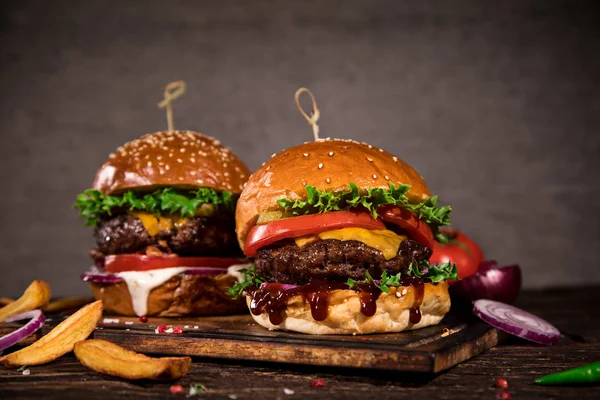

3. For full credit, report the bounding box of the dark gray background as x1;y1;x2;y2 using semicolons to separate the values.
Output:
0;1;598;297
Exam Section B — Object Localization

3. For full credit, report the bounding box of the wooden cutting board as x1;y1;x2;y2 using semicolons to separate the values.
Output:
92;311;505;373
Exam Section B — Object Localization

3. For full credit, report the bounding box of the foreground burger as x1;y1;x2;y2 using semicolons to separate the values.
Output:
231;139;457;334
75;130;251;317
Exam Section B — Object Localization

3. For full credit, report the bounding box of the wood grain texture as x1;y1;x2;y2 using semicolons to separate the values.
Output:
92;311;502;373
1;287;599;399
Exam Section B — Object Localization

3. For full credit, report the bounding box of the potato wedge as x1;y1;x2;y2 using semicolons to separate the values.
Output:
44;297;95;314
74;339;191;381
0;280;51;322
0;300;102;367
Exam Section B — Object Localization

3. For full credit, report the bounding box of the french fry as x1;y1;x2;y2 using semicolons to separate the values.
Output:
74;339;191;381
0;280;51;322
0;300;102;367
44;297;95;314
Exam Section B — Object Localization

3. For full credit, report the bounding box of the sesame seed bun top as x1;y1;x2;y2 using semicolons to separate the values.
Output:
235;138;431;248
92;130;250;195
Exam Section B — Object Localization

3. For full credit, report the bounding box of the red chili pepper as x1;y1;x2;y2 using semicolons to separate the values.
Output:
156;325;167;333
170;384;184;395
139;315;148;323
496;391;510;400
173;326;184;334
311;379;326;388
495;378;508;389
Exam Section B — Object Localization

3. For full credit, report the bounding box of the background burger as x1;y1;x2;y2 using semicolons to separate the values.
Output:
75;130;251;317
231;139;457;334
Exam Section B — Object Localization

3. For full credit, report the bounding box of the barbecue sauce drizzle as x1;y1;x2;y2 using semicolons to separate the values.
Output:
248;278;426;326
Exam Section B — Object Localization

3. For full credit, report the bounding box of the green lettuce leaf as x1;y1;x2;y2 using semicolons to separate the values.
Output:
276;182;452;243
74;187;236;226
227;265;265;298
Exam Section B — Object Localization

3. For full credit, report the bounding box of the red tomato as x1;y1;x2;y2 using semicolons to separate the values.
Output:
243;211;386;257
379;206;435;249
430;228;484;281
104;254;247;274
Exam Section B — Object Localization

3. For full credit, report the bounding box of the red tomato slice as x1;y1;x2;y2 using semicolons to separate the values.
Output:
104;255;248;274
379;205;435;249
243;211;386;257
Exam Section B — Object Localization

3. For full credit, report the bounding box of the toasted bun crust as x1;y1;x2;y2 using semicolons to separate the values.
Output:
247;282;449;334
89;273;245;317
236;139;431;248
93;130;250;195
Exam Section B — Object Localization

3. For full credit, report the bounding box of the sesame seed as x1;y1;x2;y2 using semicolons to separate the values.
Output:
243;182;247;187
329;152;334;156
303;153;309;157
379;148;384;152
239;184;244;190
367;157;373;162
213;140;221;146
190;157;195;163
145;154;150;160
368;145;373;149
223;162;228;168
271;153;276;158
169;153;174;158
190;171;196;176
266;166;271;171
318;163;323;169
177;158;183;163
234;166;240;172
180;148;185;153
385;175;390;180
373;174;377;179
178;177;184;181
326;178;331;183
147;161;152;167
393;156;398;162
302;180;307;186
165;165;170;170
159;170;164;175
197;179;204;184
224;172;229;177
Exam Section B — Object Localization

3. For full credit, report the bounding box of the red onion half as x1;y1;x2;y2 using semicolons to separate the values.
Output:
0;310;46;351
473;299;560;345
450;263;522;304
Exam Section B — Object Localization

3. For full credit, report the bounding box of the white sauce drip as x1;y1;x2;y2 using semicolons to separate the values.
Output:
117;268;188;316
227;264;252;283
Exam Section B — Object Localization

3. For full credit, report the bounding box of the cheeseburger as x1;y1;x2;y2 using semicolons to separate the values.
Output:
231;139;456;334
75;130;251;317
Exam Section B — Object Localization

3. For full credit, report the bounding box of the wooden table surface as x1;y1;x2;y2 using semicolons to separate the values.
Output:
1;286;599;399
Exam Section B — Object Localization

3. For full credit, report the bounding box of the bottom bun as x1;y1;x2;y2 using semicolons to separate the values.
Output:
247;282;450;335
89;273;245;317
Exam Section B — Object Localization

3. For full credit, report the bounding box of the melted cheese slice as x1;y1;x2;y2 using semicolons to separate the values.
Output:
130;212;189;236
295;228;406;260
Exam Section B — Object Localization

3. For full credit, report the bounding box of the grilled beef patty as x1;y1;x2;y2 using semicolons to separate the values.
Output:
254;238;431;285
93;214;240;258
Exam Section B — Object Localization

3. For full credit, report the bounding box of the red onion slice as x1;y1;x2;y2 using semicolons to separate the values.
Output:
260;283;298;291
0;310;46;351
473;299;560;345
81;270;123;283
183;268;233;276
450;264;522;304
81;266;230;283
